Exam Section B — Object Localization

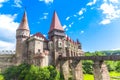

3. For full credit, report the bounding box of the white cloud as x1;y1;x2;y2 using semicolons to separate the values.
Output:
39;0;53;4
80;31;84;34
99;1;120;25
0;0;8;8
0;14;19;50
78;16;84;20
112;48;120;50
100;3;120;19
100;19;111;24
0;40;15;50
73;14;77;17
78;8;86;15
69;22;74;27
13;0;22;8
40;15;47;19
65;28;68;31
66;17;70;20
109;0;119;3
69;24;71;27
63;25;67;29
43;13;48;15
40;13;49;20
43;34;47;37
71;22;74;25
0;4;2;7
87;0;97;6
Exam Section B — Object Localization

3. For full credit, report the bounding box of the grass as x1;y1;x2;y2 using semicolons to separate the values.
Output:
110;72;120;80
84;74;94;80
0;74;4;80
84;72;120;80
110;71;120;77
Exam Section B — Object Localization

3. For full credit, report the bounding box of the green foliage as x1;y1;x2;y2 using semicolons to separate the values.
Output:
93;51;106;56
3;66;18;80
2;64;61;80
85;51;106;56
114;61;120;72
83;51;105;74
83;51;120;74
106;61;116;71
102;50;120;55
3;63;30;80
47;66;60;80
83;60;93;74
24;65;50;80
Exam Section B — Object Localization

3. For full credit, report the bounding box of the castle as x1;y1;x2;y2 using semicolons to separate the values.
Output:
0;11;114;80
0;11;83;70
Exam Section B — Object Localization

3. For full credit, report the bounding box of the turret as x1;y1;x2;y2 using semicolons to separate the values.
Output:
48;11;65;67
16;11;30;38
15;11;30;64
77;39;81;49
48;11;65;40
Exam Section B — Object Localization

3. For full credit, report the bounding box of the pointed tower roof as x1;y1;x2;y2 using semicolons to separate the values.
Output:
49;11;64;33
17;11;29;30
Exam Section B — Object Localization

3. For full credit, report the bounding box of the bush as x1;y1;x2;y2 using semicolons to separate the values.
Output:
2;63;61;80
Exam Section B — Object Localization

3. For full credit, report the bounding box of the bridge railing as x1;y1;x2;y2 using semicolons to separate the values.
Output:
60;55;120;61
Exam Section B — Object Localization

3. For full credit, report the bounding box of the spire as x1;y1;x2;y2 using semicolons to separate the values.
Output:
49;11;64;33
17;11;29;30
77;39;80;44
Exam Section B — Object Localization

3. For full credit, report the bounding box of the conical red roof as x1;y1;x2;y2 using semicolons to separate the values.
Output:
17;11;29;30
49;11;64;33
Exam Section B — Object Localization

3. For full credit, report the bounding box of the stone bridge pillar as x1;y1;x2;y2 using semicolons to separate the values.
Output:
93;61;102;80
93;60;110;80
101;62;110;80
71;60;83;80
61;59;69;80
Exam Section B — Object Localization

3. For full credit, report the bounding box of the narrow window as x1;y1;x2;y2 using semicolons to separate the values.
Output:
38;49;41;53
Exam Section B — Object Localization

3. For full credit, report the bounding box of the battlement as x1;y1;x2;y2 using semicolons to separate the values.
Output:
0;50;15;54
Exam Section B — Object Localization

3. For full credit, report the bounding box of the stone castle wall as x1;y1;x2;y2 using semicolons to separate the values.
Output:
0;50;15;71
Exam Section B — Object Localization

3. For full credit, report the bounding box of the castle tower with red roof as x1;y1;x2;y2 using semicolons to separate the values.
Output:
16;11;30;65
48;11;66;66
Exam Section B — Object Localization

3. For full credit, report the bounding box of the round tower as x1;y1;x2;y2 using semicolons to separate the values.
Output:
16;11;30;64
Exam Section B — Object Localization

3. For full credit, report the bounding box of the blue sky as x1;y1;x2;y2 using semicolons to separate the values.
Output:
0;0;120;52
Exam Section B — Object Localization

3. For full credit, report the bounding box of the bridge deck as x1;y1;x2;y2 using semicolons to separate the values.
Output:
60;55;120;61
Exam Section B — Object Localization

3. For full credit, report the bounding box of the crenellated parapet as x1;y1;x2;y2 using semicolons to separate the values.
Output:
0;50;15;71
0;50;15;54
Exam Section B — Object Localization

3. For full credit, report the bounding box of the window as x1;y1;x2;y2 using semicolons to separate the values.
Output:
38;49;41;52
59;43;61;46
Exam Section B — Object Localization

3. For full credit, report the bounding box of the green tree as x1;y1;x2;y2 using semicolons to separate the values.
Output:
115;61;120;72
47;66;60;80
2;63;61;80
83;60;93;74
